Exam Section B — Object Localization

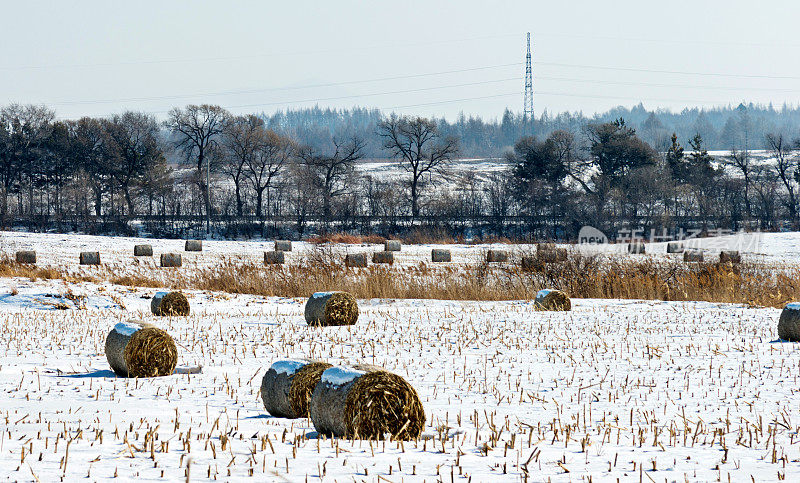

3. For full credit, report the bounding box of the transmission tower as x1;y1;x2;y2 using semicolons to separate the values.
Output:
524;32;534;124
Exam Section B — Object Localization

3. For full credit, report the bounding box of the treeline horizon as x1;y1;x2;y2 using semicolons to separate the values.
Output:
1;101;799;241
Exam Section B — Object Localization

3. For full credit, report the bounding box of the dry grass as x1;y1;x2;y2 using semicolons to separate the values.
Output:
307;233;386;245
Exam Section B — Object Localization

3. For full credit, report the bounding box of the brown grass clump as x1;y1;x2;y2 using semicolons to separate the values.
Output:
288;362;334;417
155;291;190;316
343;371;425;440
124;327;178;378
534;289;571;311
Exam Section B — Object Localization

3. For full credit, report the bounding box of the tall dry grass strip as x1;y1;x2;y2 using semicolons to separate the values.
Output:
15;250;36;264
79;251;100;265
667;242;684;253
372;251;394;265
185;240;202;252
275;240;292;252
534;289;571;311
720;250;741;264
486;249;509;263
431;248;451;262
105;321;177;377
778;303;800;341
344;253;367;268
134;244;153;257
384;240;402;252
684;249;704;262
310;366;425;440
160;253;182;267
151;291;190;316
260;359;333;418
628;242;645;254
304;292;358;326
264;251;285;265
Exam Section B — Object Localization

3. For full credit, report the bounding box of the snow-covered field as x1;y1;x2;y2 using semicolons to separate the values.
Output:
1;231;800;481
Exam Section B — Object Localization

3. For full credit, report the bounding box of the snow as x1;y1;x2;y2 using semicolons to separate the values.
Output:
112;320;141;336
311;291;333;299
785;302;800;310
320;366;365;386
270;359;309;376
536;289;552;298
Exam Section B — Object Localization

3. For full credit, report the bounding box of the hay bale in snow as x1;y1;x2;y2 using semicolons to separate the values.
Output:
15;250;36;264
628;242;645;254
185;240;202;252
539;248;568;263
534;289;571;311
310;366;425;440
79;251;100;265
683;249;704;262
536;242;556;251
486;249;509;263
304;292;358;326
345;253;368;268
778;303;800;341
151;291;190;316
384;240;402;252
719;250;741;264
105;320;177;378
264;251;285;265
431;248;451;262
275;240;292;252
372;251;394;264
160;253;182;268
134;244;153;256
666;242;684;254
260;359;333;418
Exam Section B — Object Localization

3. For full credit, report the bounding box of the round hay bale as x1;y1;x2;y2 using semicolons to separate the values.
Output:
534;289;571;311
431;249;451;262
15;250;36;264
79;251;100;265
684;249;704;262
134;244;153;257
536;242;556;251
486;249;509;263
539;248;568;263
304;292;358;327
372;251;394;264
345;253;368;268
384;240;402;252
666;242;684;254
520;255;540;271
719;250;741;264
779;303;800;341
185;240;202;252
264;250;285;265
160;253;182;267
151;291;190;316
310;366;425;440
628;242;645;254
105;321;177;377
260;359;333;418
275;240;292;252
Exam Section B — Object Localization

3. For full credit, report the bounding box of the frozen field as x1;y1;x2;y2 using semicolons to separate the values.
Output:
1;231;800;481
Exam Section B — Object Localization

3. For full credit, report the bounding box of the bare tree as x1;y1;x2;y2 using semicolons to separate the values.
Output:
766;133;798;227
726;148;753;220
297;136;364;218
220;115;263;216
378;116;458;217
245;130;294;218
165;104;229;233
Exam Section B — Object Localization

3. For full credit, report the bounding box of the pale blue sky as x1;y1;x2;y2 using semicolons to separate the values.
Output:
1;0;799;121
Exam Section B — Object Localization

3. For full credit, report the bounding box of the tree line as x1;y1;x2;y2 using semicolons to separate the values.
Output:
1;102;799;240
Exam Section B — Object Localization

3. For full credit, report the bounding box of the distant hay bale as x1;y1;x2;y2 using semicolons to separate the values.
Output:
719;250;741;264
538;248;568;263
275;240;292;252
536;242;556;251
683;249;704;262
431;249;451;262
151;291;190;316
185;240;202;252
534;289;571;311
264;251;285;265
160;253;182;267
666;242;684;254
15;250;36;264
79;251;100;265
105;320;177;378
520;255;540;271
779;303;800;341
260;359;333;418
345;253;368;268
134;244;153;257
372;251;394;264
628;242;645;254
384;240;402;252
304;292;359;327
486;249;509;263
310;366;425;440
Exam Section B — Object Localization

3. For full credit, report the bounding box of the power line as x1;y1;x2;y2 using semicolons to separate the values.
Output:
539;61;800;81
